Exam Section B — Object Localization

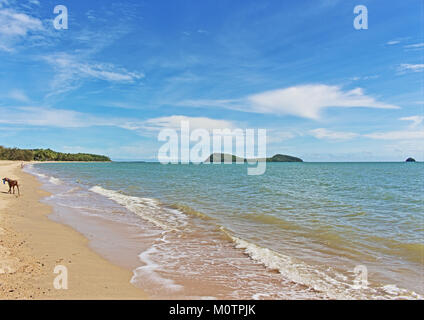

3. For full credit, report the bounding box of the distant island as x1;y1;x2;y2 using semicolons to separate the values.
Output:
205;153;303;163
0;146;111;162
405;157;416;162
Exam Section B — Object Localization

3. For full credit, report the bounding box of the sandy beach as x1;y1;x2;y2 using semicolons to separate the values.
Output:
0;161;147;299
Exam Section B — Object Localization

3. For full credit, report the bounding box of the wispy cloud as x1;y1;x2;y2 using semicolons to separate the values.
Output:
312;115;424;142
0;106;114;128
349;75;379;81
0;6;43;51
0;107;238;140
310;127;424;142
43;53;144;95
0;106;156;134
310;128;359;140
364;115;424;140
399;115;424;128
0;8;42;36
404;42;424;49
180;84;399;120
128;115;237;134
398;63;424;73
28;0;40;6
8;89;30;102
266;129;297;143
0;1;144;96
364;130;424;140
386;40;400;45
247;85;399;119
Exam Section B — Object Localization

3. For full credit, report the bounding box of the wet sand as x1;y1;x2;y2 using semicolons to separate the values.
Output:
0;161;147;299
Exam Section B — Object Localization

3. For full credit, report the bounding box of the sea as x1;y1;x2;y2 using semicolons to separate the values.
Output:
25;162;423;299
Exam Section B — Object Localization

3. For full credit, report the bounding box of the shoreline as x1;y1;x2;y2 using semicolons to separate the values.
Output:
0;160;147;299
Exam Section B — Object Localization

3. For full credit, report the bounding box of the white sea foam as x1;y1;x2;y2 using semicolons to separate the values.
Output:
24;165;60;183
24;164;44;178
381;284;422;299
29;170;47;179
225;230;423;300
131;244;184;293
89;185;188;231
252;293;272;300
48;177;62;185
227;232;343;299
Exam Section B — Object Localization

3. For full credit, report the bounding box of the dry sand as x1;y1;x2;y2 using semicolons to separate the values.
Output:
0;161;147;299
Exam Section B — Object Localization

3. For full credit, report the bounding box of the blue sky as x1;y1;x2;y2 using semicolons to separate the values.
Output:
0;0;422;161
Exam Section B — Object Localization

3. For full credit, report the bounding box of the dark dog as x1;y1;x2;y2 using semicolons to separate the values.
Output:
2;178;20;196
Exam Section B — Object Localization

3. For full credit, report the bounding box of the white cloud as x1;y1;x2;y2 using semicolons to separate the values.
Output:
404;43;424;49
141;115;236;132
400;115;424;128
0;7;43;51
311;116;424;142
308;116;424;142
0;106;140;130
78;63;143;82
266;129;297;143
364;115;424;141
42;53;144;95
364;130;424;140
0;108;237;141
8;89;29;102
349;75;379;81
0;42;12;52
399;64;424;72
0;8;42;36
247;85;399;119
181;85;399;120
108;115;239;139
0;43;12;52
86;10;96;20
0;106;105;128
386;40;400;45
45;53;144;82
310;128;359;140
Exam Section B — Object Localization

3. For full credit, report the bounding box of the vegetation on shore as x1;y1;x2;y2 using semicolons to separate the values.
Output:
205;153;303;163
0;146;111;162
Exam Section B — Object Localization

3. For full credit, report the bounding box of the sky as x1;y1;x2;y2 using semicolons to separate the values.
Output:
0;0;422;161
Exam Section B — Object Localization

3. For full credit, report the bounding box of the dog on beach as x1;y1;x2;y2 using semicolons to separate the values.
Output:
2;178;20;196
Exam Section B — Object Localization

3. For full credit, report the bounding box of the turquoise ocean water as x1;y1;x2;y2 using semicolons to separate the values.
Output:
27;162;423;299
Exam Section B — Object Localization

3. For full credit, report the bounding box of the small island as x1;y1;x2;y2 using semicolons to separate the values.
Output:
265;154;303;162
405;157;416;162
0;146;111;162
205;153;303;163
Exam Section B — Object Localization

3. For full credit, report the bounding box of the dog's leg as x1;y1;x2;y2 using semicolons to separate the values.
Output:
16;184;20;196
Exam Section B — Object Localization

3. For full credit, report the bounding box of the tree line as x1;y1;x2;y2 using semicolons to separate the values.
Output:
0;146;111;162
